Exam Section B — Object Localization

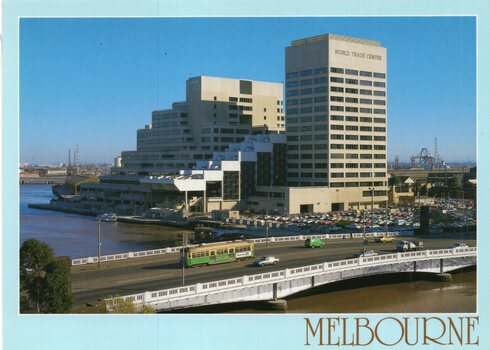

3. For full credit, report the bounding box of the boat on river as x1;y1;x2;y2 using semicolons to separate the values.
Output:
97;213;118;222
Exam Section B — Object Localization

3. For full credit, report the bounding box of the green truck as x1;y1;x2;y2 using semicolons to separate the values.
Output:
305;238;326;248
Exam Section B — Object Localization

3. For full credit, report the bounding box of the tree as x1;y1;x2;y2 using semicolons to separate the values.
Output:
388;173;401;187
106;296;155;314
20;239;74;313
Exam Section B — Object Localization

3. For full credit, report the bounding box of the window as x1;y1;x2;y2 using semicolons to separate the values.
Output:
287;117;298;123
315;144;328;150
345;97;358;103
331;124;344;130
330;106;344;111
229;97;238;102
346;144;358;150
314;86;328;93
346;78;358;85
375;172;386;177
287;99;299;106
301;69;313;76
331;153;344;158
374;136;386;141
314;96;328;103
288;145;299;150
374;81;386;88
300;144;313;150
360;80;372;86
374;127;386;132
331;86;344;92
301;135;313;141
346;154;359;159
301;116;313;122
360;71;372;77
300;97;313;104
374;145;386;150
314;134;328;140
287;81;299;88
374;163;386;168
346;125;358;131
374;109;386;114
314;77;327;84
287;72;299;79
374;72;386;79
287;126;298;132
346;163;358;168
360;89;372;95
314;67;328;74
374;118;385;123
330;115;344;121
315;163;328;168
360;154;373;159
315;153;328;159
374;90;386;96
374;154;386;159
301;79;313;85
331;173;344;178
360;126;372;132
287;90;299;96
360;135;372;141
239;97;252;103
331;134;344;140
346;116;358;122
360;145;373;150
314;115;328;122
314;124;328;131
331;96;344;102
360;163;372;168
374;100;386;105
331;144;344;149
330;77;344;83
301;88;313;95
346;107;358;112
301;107;313;114
346;88;358;94
360;117;372;123
360;99;372;104
360;108;372;114
331;163;344;168
330;67;344;73
346;173;359;178
345;69;358;75
300;125;312;132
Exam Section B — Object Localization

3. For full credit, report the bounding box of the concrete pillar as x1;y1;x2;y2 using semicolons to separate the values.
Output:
273;283;278;300
413;261;417;272
440;258;444;273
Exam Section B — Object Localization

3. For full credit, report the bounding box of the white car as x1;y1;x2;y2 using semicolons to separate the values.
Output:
353;250;378;258
253;256;279;267
449;242;469;249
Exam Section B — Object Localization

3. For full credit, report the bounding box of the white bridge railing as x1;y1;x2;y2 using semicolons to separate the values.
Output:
72;231;405;266
106;247;476;310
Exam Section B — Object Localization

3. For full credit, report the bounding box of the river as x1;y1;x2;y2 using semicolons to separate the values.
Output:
20;184;191;259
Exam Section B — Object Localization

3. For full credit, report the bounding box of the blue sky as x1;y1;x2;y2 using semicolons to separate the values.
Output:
20;17;476;164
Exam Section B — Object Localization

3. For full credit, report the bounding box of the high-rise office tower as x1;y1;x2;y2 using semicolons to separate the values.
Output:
285;34;388;209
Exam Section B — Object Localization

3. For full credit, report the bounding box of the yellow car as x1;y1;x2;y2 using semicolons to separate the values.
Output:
374;236;396;243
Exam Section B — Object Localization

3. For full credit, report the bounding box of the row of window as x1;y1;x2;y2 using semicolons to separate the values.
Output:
286;153;387;159
286;77;328;87
329;115;386;123
286;172;386;179
330;67;386;79
330;106;386;114
330;77;386;87
330;163;386;168
229;105;253;111
286;67;328;79
330;144;386;150
330;125;386;132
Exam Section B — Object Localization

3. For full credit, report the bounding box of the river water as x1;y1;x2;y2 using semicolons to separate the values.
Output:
20;184;191;258
21;184;476;313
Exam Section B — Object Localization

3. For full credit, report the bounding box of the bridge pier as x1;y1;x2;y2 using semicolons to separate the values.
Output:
433;273;452;282
264;299;288;311
440;258;444;273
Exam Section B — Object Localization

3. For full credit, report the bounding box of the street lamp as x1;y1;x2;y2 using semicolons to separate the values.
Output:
97;219;102;269
181;233;187;285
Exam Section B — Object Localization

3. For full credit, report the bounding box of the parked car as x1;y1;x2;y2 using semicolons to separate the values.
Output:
449;242;469;249
374;236;396;243
353;250;378;258
253;256;280;267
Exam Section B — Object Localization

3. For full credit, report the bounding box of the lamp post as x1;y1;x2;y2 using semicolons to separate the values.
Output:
181;233;187;286
97;219;102;269
362;210;367;255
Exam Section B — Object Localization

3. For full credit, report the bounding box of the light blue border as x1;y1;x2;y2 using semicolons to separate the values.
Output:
4;1;488;349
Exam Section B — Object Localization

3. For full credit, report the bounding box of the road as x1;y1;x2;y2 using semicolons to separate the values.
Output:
72;232;476;306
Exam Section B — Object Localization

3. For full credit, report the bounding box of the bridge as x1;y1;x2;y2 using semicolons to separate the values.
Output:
106;247;476;312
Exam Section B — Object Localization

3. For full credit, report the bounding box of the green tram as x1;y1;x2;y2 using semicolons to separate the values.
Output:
183;240;255;267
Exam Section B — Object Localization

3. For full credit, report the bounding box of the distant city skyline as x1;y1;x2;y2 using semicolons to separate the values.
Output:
20;17;476;164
